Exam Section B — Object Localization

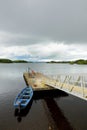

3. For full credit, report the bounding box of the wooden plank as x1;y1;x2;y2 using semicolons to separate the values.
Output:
23;72;55;91
23;72;87;101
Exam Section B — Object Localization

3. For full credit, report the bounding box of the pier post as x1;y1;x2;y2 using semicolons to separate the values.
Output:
82;76;85;97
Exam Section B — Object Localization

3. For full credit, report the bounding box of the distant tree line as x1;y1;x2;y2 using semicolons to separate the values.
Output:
70;59;87;65
47;59;87;65
0;59;28;63
0;58;87;64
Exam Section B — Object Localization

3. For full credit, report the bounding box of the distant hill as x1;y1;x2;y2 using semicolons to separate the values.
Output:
70;59;87;65
47;59;87;65
13;60;28;63
0;59;13;63
0;58;87;64
47;61;70;64
0;59;28;63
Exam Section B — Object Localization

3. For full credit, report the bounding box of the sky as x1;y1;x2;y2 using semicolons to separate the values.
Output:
0;0;87;61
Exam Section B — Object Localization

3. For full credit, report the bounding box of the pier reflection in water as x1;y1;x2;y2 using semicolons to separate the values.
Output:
14;89;69;126
43;98;74;130
33;89;75;130
33;89;68;100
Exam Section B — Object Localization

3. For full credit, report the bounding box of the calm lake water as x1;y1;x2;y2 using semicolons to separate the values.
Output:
0;63;87;130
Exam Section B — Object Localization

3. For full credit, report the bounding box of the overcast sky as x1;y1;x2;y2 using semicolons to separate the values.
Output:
0;0;87;61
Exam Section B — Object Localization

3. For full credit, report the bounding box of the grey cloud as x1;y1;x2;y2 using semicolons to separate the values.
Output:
0;31;48;46
0;0;87;44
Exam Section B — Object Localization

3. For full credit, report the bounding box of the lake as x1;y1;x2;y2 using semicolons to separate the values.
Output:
0;63;87;130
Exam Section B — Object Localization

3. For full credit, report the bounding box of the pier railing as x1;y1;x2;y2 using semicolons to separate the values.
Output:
25;69;87;100
44;74;87;100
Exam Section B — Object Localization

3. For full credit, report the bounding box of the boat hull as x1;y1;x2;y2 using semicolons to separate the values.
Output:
14;86;33;109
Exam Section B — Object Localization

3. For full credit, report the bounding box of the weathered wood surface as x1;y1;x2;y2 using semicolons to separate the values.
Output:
23;72;87;100
23;72;55;91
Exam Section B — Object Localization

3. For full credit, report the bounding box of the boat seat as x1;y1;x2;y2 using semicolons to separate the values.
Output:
22;95;30;99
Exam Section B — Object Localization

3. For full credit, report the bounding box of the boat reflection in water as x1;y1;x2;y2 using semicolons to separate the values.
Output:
14;88;71;129
14;99;33;122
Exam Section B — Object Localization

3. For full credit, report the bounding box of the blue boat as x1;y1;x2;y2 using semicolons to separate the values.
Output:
14;86;33;109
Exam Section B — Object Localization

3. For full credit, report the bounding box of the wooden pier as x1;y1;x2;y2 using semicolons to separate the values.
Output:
23;71;87;101
23;72;55;91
